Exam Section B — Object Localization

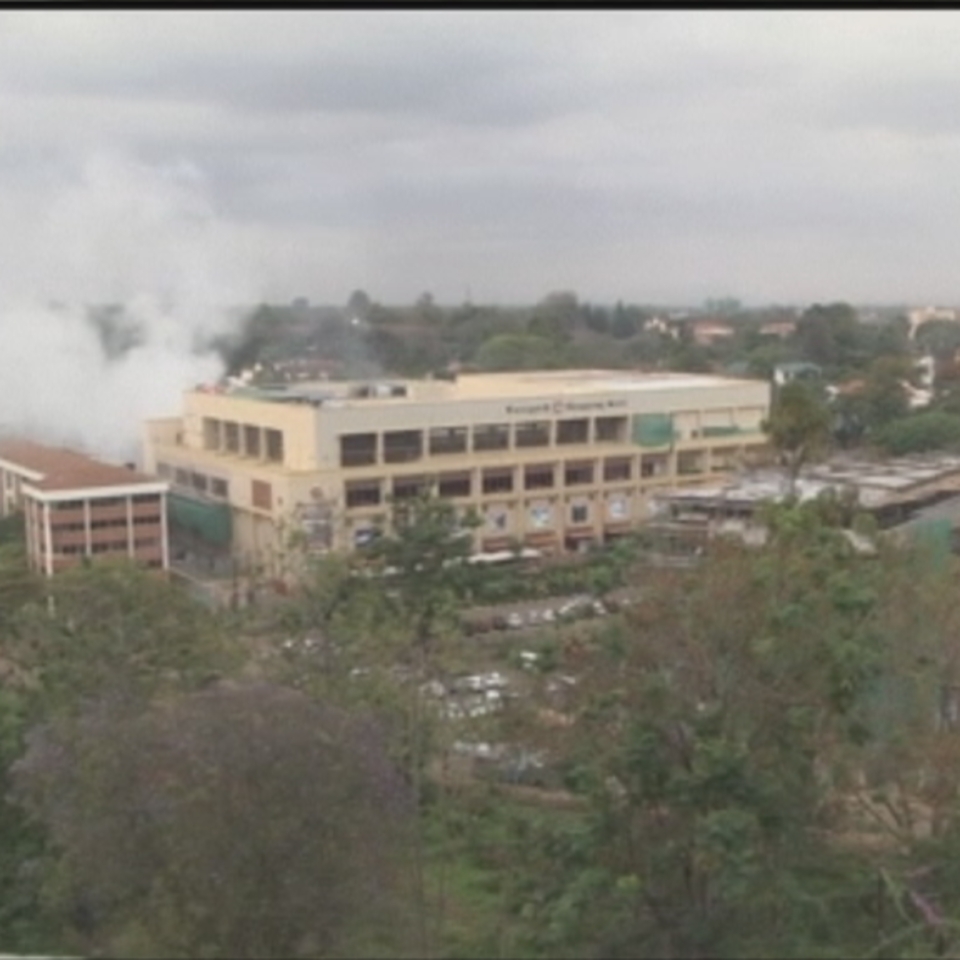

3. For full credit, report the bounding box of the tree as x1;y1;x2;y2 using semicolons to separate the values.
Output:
0;540;41;631
610;302;638;340
915;319;960;363
414;291;443;326
474;333;563;371
345;289;371;322
873;411;960;456
860;355;913;431
528;291;579;345
8;561;236;719
356;491;482;956
506;510;960;959
763;380;832;494
12;682;416;959
795;302;862;371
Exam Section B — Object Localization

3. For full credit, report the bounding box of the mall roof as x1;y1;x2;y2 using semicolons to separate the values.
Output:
205;369;765;407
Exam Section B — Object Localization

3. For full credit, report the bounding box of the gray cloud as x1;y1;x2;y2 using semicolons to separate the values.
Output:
3;10;960;308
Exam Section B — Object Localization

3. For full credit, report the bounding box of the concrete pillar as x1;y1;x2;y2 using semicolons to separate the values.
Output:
42;502;53;577
83;498;92;557
160;494;170;571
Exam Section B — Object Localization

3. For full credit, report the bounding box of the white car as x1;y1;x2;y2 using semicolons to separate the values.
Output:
506;612;524;629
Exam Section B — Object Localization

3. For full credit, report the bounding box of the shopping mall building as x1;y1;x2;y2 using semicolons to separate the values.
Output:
143;369;771;577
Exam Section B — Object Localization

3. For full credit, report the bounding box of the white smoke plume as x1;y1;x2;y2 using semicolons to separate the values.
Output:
0;151;261;463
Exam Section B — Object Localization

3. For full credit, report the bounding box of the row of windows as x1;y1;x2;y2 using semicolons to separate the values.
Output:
202;419;284;464
339;417;632;467
52;514;161;533
52;493;160;511
58;540;159;556
338;412;761;468
343;456;673;507
158;463;229;500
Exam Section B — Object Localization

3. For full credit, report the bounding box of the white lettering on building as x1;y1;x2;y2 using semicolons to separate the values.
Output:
504;398;628;416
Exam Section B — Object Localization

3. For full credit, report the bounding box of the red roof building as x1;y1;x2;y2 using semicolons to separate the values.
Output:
0;437;170;576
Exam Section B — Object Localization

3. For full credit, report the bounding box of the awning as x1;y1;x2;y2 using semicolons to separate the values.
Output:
168;493;232;547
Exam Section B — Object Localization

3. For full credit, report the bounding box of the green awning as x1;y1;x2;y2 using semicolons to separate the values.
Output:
168;493;232;547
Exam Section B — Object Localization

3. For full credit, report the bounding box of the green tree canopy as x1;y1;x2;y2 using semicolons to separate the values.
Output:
508;510;960;959
12;682;416;959
795;301;862;370
474;333;563;371
8;561;235;719
763;380;833;491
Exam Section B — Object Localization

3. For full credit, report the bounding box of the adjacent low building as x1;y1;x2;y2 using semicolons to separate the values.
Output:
144;369;771;577
0;437;170;576
649;454;960;552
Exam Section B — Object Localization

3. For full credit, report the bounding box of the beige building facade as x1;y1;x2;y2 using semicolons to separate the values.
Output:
143;370;771;577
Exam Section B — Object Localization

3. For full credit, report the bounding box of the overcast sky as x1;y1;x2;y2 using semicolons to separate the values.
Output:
3;9;960;307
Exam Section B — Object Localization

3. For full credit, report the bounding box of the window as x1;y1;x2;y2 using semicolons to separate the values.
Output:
211;478;229;499
595;416;628;443
570;503;590;524
345;480;382;508
244;424;262;458
54;500;83;511
94;497;124;508
251;479;272;511
340;433;377;467
678;452;705;476
175;468;190;487
603;457;632;482
437;472;471;498
515;421;550;448
265;429;284;463
224;422;240;454
90;539;128;553
91;519;128;530
641;455;669;478
134;514;161;525
482;469;514;495
429;426;468;456
556;418;589;445
133;493;159;505
383;430;423;464
472;423;509;452
392;476;425;500
202;418;220;451
564;461;594;486
191;472;208;494
524;464;555;491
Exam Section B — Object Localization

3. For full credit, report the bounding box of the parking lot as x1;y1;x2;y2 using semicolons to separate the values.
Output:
461;591;635;636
